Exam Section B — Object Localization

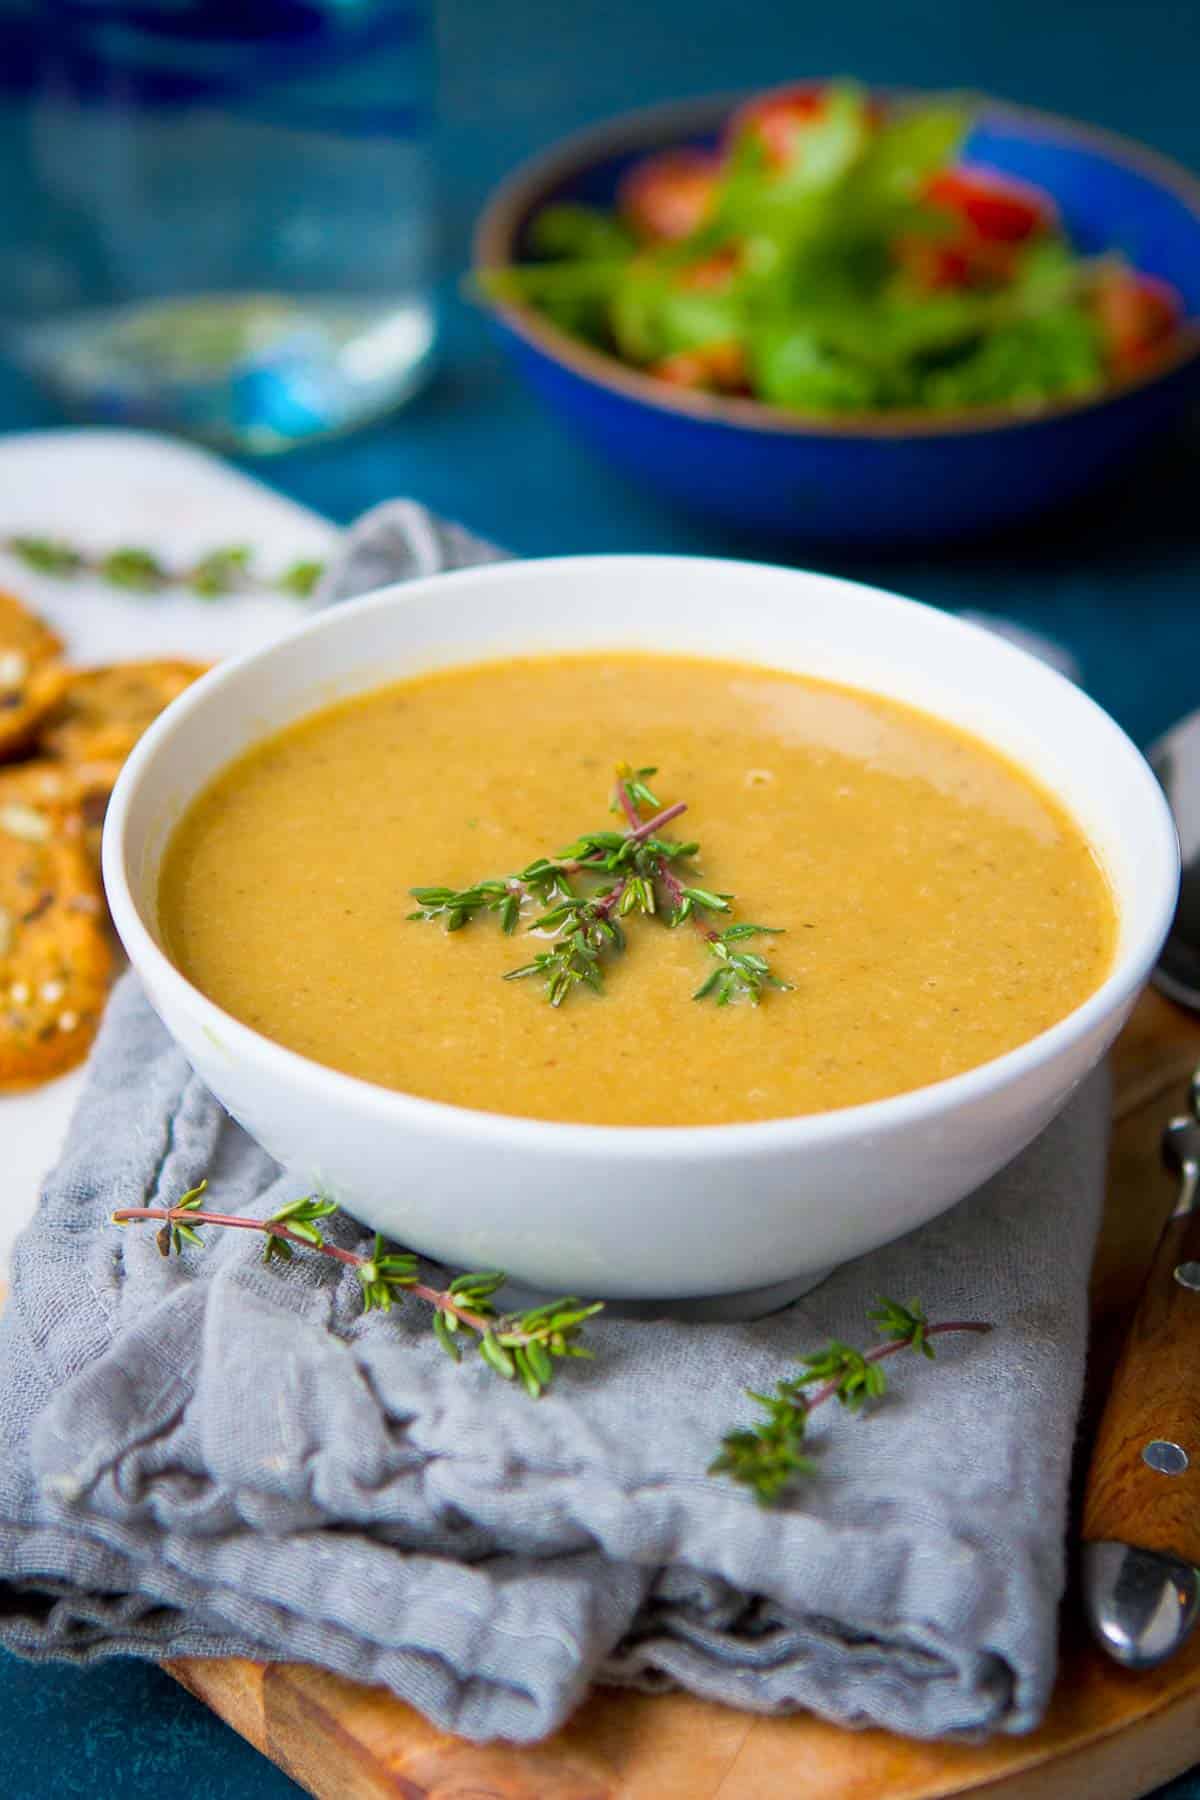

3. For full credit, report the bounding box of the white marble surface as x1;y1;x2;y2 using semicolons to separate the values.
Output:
2;428;336;1271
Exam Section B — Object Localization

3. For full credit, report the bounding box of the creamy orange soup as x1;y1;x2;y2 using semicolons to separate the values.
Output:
158;653;1116;1126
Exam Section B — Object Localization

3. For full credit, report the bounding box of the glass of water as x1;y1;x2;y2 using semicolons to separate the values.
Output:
0;0;437;451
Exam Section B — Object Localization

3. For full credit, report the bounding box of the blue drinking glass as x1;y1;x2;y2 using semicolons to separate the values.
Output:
0;0;437;450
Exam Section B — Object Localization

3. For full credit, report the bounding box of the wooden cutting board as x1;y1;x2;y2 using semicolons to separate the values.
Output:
166;986;1200;1799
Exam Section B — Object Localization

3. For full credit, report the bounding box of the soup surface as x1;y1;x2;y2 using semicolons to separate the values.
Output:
159;653;1116;1126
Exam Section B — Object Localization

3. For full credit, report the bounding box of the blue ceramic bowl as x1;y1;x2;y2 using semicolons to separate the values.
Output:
475;92;1200;546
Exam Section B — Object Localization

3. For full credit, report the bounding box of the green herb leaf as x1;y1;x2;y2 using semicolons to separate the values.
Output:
112;1188;604;1399
709;1376;816;1505
190;545;252;596
527;202;637;264
479;1332;517;1380
8;535;84;576
683;886;731;913
3;533;324;600
100;548;167;591
278;559;325;598
412;764;789;1008
868;1295;935;1357
268;1194;339;1226
432;1307;462;1361
712;1297;990;1503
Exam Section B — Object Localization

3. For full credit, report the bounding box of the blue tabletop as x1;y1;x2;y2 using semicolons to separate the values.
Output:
2;0;1199;1793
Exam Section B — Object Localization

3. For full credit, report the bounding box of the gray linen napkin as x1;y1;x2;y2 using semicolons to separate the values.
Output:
0;508;1108;1746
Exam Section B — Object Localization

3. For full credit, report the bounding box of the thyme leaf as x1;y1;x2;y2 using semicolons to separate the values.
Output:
4;534;324;600
411;763;792;1007
111;1190;602;1399
110;1202;988;1440
710;1299;992;1504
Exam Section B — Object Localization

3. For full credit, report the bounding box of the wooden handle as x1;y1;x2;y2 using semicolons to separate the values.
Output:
1083;1203;1200;1560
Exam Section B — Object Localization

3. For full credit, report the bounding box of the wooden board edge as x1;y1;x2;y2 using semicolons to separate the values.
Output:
166;1657;269;1758
930;1680;1200;1800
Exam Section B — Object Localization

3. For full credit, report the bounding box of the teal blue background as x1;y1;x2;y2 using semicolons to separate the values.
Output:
2;0;1200;1792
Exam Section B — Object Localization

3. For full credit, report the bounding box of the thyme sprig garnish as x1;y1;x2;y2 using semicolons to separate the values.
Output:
4;534;324;599
710;1299;992;1505
111;1183;602;1399
410;763;792;1007
112;1198;990;1457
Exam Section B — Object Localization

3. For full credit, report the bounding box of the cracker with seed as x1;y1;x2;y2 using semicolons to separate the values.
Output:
38;659;208;766
0;589;68;761
0;757;123;867
0;787;111;1089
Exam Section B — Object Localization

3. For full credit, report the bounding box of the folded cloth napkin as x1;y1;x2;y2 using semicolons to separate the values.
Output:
0;506;1108;1746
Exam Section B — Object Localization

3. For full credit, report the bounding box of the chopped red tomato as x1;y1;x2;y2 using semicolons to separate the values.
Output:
650;342;749;392
925;166;1055;244
1093;268;1182;372
726;82;829;168
894;232;1020;292
897;166;1056;291
618;149;720;243
675;246;741;292
725;81;882;169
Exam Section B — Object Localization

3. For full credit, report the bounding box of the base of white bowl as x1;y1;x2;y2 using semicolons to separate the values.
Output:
495;1267;836;1323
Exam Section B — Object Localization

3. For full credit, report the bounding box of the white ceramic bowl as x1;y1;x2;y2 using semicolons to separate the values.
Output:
103;555;1178;1314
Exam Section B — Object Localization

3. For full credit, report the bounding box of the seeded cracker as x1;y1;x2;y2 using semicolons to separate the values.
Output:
0;589;68;761
0;771;111;1089
38;660;208;765
0;757;125;869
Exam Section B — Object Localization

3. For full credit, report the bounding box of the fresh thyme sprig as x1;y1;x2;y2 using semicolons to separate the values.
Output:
111;1202;990;1449
410;762;792;1007
111;1187;602;1399
4;534;324;599
710;1299;992;1505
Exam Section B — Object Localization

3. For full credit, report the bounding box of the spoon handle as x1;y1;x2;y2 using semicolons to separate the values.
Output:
1083;1202;1200;1563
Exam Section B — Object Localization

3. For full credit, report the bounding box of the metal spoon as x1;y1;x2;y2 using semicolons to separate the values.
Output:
1083;1539;1199;1669
1083;1104;1200;1666
1150;710;1200;1010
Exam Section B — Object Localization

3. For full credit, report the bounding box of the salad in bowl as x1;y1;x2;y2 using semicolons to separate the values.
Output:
483;82;1184;418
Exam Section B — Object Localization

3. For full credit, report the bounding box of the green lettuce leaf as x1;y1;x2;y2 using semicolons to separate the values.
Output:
487;88;1115;415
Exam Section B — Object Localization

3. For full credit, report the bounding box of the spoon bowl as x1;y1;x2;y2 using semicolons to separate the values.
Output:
1083;1540;1200;1669
1162;1115;1200;1181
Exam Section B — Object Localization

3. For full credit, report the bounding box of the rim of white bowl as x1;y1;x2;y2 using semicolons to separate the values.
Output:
103;553;1180;1161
